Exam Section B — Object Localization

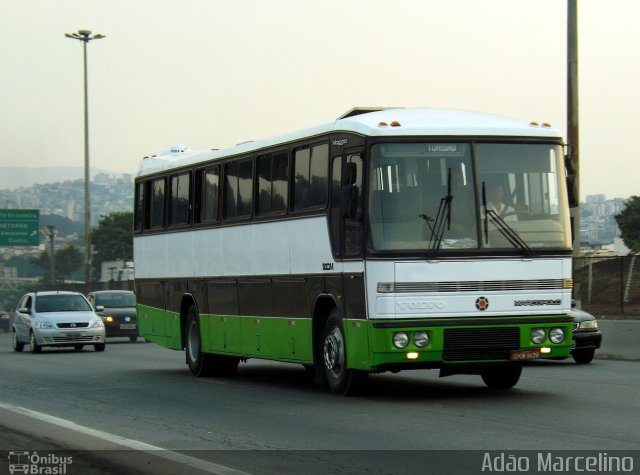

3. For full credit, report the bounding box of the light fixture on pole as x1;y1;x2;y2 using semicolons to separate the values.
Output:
65;29;105;283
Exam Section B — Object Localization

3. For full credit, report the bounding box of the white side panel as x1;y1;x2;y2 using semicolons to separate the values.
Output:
135;216;339;279
192;227;224;278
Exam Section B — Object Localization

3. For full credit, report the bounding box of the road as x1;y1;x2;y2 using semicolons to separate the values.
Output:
0;332;638;474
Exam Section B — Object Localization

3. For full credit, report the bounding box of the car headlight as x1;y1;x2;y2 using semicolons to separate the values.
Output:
579;320;598;330
549;327;565;344
413;331;430;348
90;319;105;328
393;332;409;349
33;321;55;329
531;328;546;344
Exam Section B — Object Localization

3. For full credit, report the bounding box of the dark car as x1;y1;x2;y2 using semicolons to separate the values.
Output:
1;311;10;333
87;290;139;341
569;308;602;364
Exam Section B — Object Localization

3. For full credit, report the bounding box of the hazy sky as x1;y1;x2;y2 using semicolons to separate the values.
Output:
1;0;638;200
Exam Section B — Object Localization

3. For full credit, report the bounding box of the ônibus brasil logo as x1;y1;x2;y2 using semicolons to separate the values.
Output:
475;297;489;311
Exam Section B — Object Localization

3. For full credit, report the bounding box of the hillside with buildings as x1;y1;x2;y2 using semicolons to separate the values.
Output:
0;172;133;225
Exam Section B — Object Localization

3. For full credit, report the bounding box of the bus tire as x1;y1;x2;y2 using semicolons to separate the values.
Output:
480;365;522;389
186;305;211;377
322;309;367;396
185;305;239;377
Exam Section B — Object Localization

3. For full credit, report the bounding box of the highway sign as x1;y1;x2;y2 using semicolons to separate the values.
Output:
0;209;40;246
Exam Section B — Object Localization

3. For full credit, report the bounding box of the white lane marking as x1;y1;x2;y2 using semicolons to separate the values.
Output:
0;401;251;475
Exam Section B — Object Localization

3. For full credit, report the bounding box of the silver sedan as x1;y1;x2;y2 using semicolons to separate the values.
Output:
12;291;106;353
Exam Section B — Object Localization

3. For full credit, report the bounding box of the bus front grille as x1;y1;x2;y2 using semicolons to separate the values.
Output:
443;327;520;361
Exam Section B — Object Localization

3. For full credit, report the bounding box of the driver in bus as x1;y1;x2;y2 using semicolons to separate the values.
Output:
486;184;517;221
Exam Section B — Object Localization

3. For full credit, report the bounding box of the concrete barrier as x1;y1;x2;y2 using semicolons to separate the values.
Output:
595;320;640;361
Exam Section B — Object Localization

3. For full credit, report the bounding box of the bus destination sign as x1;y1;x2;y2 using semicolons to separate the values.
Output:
0;209;40;246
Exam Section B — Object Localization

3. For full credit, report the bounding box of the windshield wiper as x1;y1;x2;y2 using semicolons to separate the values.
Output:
481;181;533;255
419;168;453;256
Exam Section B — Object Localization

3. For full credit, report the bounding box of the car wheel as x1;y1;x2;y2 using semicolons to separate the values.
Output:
322;309;367;395
94;343;106;352
572;348;595;364
74;345;84;351
480;365;522;389
12;330;24;352
129;336;138;342
29;332;42;354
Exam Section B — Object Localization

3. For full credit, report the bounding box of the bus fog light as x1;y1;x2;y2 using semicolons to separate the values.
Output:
393;332;409;349
413;331;429;348
550;327;565;344
531;328;546;344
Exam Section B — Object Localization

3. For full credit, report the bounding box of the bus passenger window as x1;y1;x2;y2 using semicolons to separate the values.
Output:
149;178;166;229
134;182;144;231
293;143;328;210
169;173;191;226
224;159;253;219
202;167;220;222
257;151;289;215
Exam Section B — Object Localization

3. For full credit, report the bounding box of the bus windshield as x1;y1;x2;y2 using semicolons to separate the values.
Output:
367;142;571;253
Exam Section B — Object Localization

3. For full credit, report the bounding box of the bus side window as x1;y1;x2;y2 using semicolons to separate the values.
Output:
201;167;220;222
293;143;329;211
134;181;144;232
149;177;166;229
169;172;191;226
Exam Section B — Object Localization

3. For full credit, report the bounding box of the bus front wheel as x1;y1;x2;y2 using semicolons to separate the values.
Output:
480;365;522;389
322;310;367;396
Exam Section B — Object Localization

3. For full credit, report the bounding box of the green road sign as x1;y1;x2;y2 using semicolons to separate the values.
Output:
0;209;40;246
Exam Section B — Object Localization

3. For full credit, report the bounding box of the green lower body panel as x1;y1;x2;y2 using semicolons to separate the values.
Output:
137;305;313;363
138;304;571;372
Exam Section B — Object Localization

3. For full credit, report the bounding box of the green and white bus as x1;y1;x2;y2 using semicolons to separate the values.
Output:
133;108;574;395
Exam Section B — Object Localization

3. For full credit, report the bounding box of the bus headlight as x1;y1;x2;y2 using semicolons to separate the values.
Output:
413;331;429;348
531;328;546;344
549;328;565;344
393;332;409;349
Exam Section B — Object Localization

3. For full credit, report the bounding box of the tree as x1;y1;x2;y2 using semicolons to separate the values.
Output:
615;196;640;253
92;211;134;280
32;245;83;283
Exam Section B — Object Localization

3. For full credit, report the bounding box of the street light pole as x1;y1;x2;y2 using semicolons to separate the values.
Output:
65;29;105;283
567;1;580;257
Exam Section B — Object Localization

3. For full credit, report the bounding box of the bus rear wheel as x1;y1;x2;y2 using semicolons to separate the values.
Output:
185;305;239;377
480;365;522;389
322;309;367;396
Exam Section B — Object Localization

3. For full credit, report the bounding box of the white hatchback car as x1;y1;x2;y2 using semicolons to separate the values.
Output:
12;291;106;353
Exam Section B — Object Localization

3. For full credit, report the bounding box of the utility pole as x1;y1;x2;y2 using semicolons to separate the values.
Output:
568;0;580;256
65;29;106;283
43;226;56;284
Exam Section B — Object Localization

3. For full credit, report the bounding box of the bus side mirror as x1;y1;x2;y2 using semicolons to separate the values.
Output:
564;150;578;208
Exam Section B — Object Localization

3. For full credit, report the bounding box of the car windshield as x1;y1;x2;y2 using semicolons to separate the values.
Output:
94;293;136;308
36;295;92;312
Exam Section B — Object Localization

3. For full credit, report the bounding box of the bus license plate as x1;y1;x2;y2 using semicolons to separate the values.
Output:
120;324;136;330
510;349;540;361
